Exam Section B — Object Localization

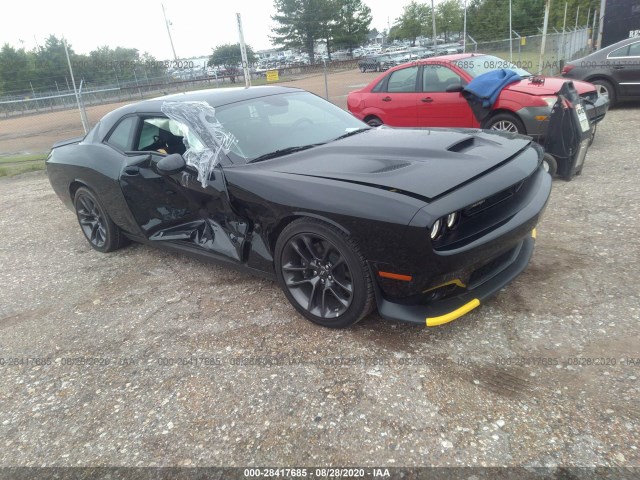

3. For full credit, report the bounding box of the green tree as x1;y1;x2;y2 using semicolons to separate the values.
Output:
390;1;432;46
437;0;463;42
0;44;34;95
271;0;329;63
333;0;372;54
208;43;256;83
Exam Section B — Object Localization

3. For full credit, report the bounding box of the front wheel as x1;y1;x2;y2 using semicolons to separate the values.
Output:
542;153;557;177
592;79;616;107
275;219;374;328
483;113;526;135
74;187;127;253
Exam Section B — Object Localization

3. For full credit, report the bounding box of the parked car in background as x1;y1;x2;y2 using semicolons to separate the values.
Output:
348;53;609;145
561;36;640;106
46;86;551;328
358;54;393;72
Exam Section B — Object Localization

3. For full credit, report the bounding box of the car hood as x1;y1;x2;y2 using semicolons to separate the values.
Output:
505;76;595;95
268;128;533;200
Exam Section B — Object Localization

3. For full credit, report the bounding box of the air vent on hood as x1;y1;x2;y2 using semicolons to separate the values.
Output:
370;159;412;174
447;137;475;153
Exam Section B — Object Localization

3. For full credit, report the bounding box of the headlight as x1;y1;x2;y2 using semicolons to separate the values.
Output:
446;212;458;229
542;96;557;108
430;219;442;240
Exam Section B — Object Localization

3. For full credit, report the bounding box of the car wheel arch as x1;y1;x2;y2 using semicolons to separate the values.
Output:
69;180;90;202
483;110;527;135
584;75;619;96
268;213;351;255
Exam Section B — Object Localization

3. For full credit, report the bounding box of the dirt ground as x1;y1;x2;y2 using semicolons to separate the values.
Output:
0;73;639;472
0;69;372;156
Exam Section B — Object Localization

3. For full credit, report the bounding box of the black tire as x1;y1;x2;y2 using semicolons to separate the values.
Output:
591;79;616;107
483;112;526;135
74;187;127;253
365;116;383;127
542;153;558;177
359;66;366;73
275;218;374;328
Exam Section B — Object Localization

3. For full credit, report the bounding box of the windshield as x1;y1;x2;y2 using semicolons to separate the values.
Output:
453;55;531;78
214;91;367;163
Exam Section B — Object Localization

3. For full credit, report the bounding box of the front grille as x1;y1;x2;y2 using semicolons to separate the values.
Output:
463;180;524;217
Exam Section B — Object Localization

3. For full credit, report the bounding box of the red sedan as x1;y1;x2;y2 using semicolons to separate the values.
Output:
347;53;609;143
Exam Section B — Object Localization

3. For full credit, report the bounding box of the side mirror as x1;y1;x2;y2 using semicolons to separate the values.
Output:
445;83;464;93
156;153;186;176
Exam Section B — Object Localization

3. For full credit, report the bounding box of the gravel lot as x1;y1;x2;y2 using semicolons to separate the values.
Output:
0;98;639;471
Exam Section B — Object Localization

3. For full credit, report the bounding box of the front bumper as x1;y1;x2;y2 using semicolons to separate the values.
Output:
583;93;609;124
374;230;536;326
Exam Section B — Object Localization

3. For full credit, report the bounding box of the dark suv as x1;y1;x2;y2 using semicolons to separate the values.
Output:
358;55;392;72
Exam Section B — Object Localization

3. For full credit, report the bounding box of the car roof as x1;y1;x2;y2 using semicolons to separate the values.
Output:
95;85;305;136
573;36;640;62
381;52;490;73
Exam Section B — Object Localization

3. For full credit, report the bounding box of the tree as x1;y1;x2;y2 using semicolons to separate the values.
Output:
0;44;34;95
390;1;432;46
271;0;329;63
333;0;372;54
437;0;463;42
208;43;256;83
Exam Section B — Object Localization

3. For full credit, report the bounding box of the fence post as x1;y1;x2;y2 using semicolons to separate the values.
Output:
322;58;329;100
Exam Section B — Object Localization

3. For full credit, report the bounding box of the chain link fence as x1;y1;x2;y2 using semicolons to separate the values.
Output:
468;27;592;75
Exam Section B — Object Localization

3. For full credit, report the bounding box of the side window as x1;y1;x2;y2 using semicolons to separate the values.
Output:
423;65;464;92
609;45;629;58
628;41;640;56
106;116;136;151
387;66;418;93
135;117;187;155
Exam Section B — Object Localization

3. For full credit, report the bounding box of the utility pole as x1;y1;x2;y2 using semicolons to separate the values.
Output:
162;3;178;61
597;0;606;50
509;0;513;62
431;0;438;54
538;0;551;75
236;13;251;89
63;38;88;133
463;0;467;53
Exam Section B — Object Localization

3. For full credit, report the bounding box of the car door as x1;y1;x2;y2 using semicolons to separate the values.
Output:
418;64;474;127
608;40;640;98
117;115;247;263
365;66;420;126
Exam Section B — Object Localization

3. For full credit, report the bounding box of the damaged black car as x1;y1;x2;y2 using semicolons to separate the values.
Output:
47;86;551;328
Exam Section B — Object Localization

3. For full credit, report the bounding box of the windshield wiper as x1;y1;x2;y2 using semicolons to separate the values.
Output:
331;127;371;142
248;144;323;163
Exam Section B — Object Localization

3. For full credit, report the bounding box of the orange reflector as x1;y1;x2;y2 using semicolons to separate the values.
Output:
378;271;413;282
535;115;548;121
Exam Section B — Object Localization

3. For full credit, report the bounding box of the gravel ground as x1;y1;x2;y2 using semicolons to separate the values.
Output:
0;103;639;471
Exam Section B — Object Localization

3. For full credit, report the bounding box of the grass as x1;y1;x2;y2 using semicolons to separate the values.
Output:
0;153;47;177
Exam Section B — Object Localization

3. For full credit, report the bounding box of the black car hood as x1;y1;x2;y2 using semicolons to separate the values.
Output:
268;128;532;200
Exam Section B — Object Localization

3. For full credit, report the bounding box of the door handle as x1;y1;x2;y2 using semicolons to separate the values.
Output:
421;97;434;103
382;96;392;102
123;166;140;176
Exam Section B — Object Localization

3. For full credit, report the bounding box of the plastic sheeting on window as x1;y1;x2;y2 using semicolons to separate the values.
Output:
161;101;237;187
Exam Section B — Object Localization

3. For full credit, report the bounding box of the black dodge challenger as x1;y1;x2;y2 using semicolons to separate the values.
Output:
47;86;551;328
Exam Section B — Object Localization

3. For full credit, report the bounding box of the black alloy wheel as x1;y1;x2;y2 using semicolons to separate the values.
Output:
74;187;127;253
275;219;374;328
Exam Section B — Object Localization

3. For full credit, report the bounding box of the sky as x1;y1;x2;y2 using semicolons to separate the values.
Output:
0;0;422;60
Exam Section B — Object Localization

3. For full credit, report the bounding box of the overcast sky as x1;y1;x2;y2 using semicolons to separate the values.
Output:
0;0;433;59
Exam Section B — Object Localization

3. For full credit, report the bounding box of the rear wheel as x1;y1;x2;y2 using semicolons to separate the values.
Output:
592;79;616;107
275;219;374;328
74;187;127;253
483;112;526;135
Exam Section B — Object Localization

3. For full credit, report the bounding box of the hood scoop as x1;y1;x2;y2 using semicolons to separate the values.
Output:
370;159;412;174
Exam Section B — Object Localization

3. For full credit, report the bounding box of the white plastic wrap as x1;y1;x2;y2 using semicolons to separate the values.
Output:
161;101;237;187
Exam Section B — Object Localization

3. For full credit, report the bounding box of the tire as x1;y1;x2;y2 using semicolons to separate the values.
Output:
274;218;374;328
74;187;127;253
483;112;526;135
359;66;366;73
365;116;383;127
542;153;558;177
591;79;616;107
